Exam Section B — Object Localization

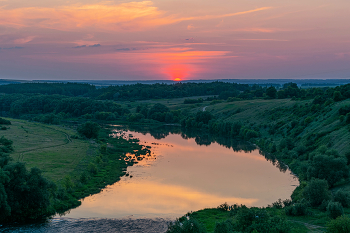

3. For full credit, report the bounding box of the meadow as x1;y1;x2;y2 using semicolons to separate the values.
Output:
0;119;94;181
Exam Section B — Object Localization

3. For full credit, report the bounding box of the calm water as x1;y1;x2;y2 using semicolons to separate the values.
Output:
2;126;298;232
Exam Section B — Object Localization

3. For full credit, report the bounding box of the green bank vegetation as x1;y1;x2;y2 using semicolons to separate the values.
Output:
2;81;350;232
0;118;150;224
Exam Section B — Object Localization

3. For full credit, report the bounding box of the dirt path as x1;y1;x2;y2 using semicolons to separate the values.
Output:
290;220;325;233
17;126;72;162
202;106;208;111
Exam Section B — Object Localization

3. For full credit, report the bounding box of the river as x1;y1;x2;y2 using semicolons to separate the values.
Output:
1;125;298;232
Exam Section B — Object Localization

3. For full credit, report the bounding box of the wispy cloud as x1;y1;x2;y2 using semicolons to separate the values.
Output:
187;24;195;30
89;44;101;48
73;44;101;48
13;36;36;44
0;2;272;32
236;39;289;41
73;45;87;49
3;46;24;50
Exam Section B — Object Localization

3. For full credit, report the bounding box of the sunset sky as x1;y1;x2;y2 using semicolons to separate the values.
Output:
0;0;349;81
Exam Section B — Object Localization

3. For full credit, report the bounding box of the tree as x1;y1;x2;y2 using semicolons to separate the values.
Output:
0;169;11;222
327;202;344;219
303;178;331;207
195;111;213;125
333;91;343;102
3;163;55;223
307;155;349;187
326;215;350;233
266;86;277;99
77;121;100;139
166;218;207;233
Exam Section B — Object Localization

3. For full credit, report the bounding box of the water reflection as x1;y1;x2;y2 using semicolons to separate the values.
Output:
119;124;286;172
63;125;298;219
120;124;256;152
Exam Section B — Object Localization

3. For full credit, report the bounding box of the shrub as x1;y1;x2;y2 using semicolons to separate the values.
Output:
285;202;308;216
303;178;331;207
283;199;293;207
319;199;331;211
307;155;349;187
327;202;344;219
77;121;100;139
214;219;234;233
0;118;11;125
326;215;350;233
271;199;283;209
334;190;350;208
166;218;207;233
88;163;98;175
304;116;313;125
217;202;230;211
346;113;350;124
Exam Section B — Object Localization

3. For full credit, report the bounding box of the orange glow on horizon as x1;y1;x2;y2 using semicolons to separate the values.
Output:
174;78;182;81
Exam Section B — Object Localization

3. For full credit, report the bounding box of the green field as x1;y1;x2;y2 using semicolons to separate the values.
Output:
0;118;95;181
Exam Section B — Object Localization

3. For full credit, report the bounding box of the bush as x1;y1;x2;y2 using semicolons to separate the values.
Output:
77;121;100;139
334;190;350;208
271;199;283;209
327;202;344;219
88;163;98;175
282;199;293;207
0;118;11;125
214;219;234;233
326;215;350;233
319;199;331;211
217;202;230;211
303;178;331;207
307;155;349;187
285;202;308;216
166;218;207;233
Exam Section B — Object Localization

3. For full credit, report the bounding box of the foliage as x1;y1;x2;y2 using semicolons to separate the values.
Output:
307;155;349;187
326;201;344;219
303;178;331;207
214;219;234;233
184;98;203;104
166;218;207;233
77;121;100;139
266;86;277;98
0;136;14;153
326;215;350;233
233;207;291;233
285;201;309;216
334;190;350;208
0;118;11;125
1;162;55;223
0;82;95;96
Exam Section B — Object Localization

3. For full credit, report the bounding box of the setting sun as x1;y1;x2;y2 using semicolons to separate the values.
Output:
174;78;181;81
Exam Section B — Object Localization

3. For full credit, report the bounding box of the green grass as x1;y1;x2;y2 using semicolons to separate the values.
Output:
188;207;311;233
0;118;94;181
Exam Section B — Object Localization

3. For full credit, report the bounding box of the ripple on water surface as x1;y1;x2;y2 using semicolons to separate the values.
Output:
1;218;169;233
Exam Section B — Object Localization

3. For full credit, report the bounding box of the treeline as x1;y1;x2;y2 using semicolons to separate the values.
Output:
0;82;95;96
1;81;350;102
0;94;130;124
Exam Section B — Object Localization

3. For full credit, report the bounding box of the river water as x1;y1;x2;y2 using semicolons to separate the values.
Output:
1;126;298;232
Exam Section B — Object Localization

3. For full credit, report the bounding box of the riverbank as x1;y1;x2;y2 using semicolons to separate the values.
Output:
0;118;152;221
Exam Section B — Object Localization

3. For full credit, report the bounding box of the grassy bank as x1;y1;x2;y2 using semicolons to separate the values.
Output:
0;118;150;219
0;119;93;181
